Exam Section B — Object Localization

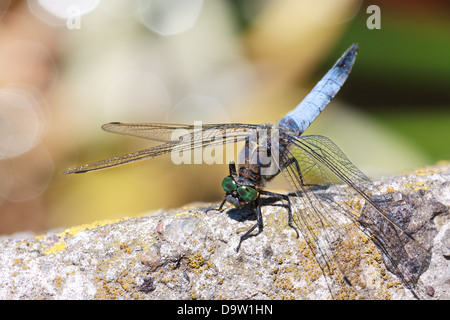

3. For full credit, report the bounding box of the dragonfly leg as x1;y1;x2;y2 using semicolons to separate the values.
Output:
260;190;299;238
228;161;237;176
236;196;263;252
205;198;227;214
282;157;306;186
244;136;250;167
217;198;227;211
283;157;322;188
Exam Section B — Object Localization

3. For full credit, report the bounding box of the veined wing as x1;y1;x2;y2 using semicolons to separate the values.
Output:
64;123;259;174
278;136;372;297
278;134;430;297
101;122;257;142
288;135;412;236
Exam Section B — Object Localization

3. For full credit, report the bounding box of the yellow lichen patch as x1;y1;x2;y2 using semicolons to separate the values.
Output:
414;168;438;176
43;241;68;255
60;218;126;237
34;234;46;241
187;253;204;269
13;258;29;270
406;181;430;192
345;199;362;211
182;203;209;210
54;276;64;288
344;199;363;219
94;269;147;300
175;211;190;217
119;242;132;254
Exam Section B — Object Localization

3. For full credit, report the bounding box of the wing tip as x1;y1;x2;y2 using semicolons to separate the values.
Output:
64;168;87;174
101;122;122;131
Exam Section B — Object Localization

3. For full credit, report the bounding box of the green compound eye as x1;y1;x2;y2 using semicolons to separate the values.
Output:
222;176;237;193
237;186;258;202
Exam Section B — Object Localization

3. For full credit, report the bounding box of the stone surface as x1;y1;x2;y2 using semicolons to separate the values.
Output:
0;164;448;300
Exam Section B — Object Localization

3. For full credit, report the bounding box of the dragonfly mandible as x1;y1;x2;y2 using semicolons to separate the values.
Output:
65;44;429;296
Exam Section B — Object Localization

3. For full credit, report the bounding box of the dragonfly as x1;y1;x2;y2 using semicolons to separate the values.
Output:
65;44;429;297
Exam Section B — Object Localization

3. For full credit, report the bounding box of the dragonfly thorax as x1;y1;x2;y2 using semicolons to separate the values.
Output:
237;123;293;187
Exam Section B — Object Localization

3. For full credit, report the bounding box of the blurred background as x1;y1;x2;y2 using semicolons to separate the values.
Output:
0;0;449;235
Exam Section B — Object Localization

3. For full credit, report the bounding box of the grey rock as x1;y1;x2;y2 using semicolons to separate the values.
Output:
0;164;448;300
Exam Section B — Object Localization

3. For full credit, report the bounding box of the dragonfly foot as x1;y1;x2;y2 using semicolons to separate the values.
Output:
288;222;300;238
235;221;263;252
205;207;223;214
205;199;227;214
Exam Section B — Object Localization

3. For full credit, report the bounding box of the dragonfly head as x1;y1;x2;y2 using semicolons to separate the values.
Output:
221;176;258;207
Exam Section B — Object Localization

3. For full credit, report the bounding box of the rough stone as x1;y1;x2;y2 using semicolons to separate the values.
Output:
0;164;448;300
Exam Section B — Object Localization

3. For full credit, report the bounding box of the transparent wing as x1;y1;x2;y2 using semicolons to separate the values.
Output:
101;122;257;142
64;123;259;174
289;135;412;234
278;138;370;297
278;134;430;297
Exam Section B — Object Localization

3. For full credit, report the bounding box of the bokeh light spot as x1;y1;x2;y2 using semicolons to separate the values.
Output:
137;0;203;35
0;87;46;159
28;0;100;26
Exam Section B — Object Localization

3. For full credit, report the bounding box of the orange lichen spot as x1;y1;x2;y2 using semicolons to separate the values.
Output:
187;253;204;269
119;242;131;254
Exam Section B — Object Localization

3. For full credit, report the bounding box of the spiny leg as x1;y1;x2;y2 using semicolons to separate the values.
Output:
205;197;227;214
236;195;263;252
283;156;322;188
217;198;227;211
281;156;305;186
259;190;299;238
